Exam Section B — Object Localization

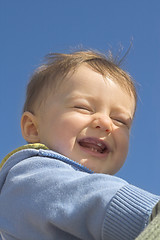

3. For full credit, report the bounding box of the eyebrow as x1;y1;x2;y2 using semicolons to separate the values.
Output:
65;93;95;101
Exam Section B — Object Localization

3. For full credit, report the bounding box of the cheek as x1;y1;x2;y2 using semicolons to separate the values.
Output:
52;116;81;145
59;113;88;134
111;131;130;174
50;118;82;156
116;129;130;153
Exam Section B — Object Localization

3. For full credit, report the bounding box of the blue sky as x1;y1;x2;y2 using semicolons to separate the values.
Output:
1;1;160;194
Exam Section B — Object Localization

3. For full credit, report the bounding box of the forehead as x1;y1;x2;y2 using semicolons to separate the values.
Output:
51;65;135;115
56;64;133;97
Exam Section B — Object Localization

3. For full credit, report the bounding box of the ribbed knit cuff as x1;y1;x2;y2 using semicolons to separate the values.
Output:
149;200;160;222
102;184;160;240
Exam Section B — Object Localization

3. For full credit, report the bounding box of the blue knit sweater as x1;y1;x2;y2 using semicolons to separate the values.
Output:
0;145;159;240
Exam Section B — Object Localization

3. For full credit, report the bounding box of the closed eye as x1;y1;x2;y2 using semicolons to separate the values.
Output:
74;106;92;113
112;118;129;128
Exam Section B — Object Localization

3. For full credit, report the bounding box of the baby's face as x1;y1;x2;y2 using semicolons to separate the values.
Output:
36;64;135;174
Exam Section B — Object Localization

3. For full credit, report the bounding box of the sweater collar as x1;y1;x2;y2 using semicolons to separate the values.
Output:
0;143;93;174
0;143;48;169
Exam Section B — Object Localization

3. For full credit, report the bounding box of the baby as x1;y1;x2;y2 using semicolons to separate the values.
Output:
0;50;159;240
21;50;136;175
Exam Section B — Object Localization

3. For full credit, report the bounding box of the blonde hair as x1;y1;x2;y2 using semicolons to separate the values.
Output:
23;50;137;113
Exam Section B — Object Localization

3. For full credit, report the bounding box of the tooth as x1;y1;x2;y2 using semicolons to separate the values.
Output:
97;143;102;147
91;148;97;152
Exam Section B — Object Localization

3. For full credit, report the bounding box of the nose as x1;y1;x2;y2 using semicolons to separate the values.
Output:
91;114;113;133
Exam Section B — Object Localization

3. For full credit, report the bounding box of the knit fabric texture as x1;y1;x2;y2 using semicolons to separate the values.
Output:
136;212;160;240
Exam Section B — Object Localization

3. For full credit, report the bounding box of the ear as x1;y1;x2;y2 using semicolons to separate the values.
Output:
21;111;40;143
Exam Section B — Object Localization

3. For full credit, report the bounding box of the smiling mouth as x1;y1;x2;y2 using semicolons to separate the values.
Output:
78;137;109;156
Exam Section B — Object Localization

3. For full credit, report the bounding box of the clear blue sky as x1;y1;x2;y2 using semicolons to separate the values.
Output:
1;1;160;194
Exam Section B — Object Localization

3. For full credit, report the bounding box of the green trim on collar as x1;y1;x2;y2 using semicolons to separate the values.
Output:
0;143;48;169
